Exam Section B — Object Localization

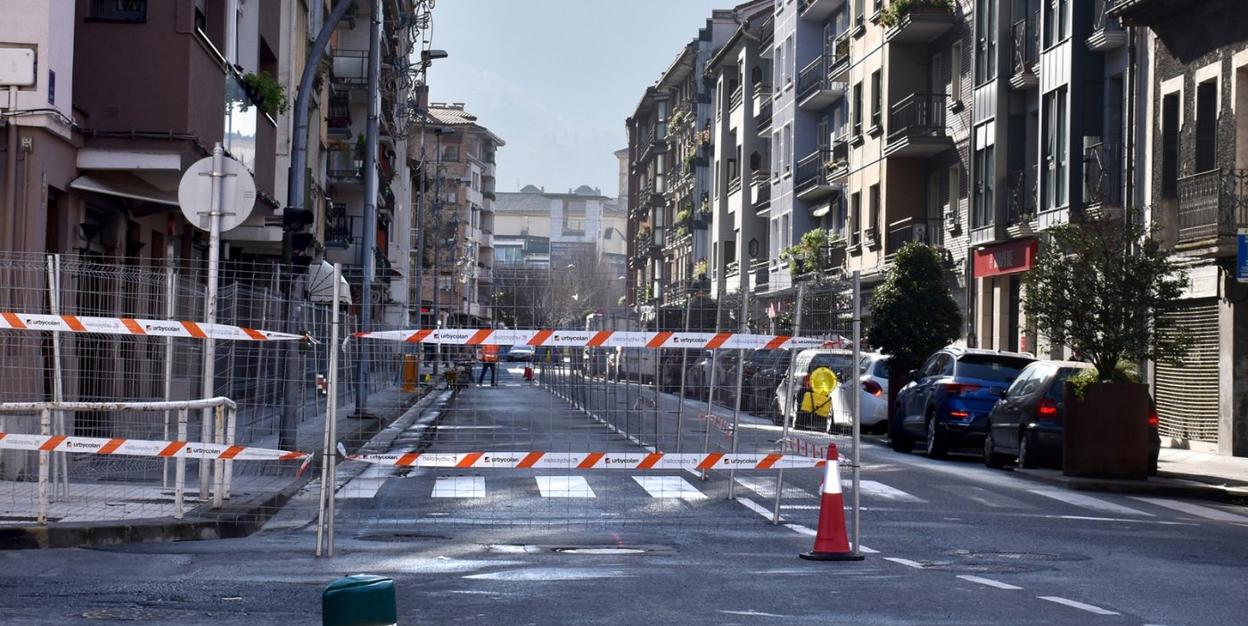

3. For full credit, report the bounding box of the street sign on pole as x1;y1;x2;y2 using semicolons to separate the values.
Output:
1237;229;1248;284
178;155;256;233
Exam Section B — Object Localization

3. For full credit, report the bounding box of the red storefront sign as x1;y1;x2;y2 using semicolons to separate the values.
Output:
973;239;1038;278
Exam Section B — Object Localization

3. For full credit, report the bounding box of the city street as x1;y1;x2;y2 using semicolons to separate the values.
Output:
2;366;1245;625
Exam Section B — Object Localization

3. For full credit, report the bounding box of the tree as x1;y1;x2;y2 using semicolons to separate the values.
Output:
868;242;961;411
1022;214;1188;381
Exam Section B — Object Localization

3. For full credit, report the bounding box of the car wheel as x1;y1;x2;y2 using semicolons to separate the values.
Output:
889;406;914;453
924;411;947;459
1017;430;1040;469
983;429;1007;469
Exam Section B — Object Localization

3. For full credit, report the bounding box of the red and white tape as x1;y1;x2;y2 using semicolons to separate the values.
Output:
355;328;835;351
0;312;307;342
336;444;823;471
0;432;308;461
783;436;828;460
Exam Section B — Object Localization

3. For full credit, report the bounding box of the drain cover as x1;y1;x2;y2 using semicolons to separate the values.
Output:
357;532;452;542
950;550;1087;562
552;547;647;555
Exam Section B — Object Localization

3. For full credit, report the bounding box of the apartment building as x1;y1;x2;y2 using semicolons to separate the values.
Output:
408;103;502;327
1112;0;1248;456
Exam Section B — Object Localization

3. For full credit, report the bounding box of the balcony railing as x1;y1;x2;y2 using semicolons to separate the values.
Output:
796;148;831;192
730;85;744;111
886;216;942;257
1011;14;1039;79
828;32;851;77
1177;169;1248;244
325;205;355;248
888;93;949;140
1083;141;1122;208
728;173;743;195
827;138;850;181
755;98;773;130
1090;0;1127;51
1006;168;1038;225
327;147;362;182
798;56;831;102
754;181;771;209
331;49;368;87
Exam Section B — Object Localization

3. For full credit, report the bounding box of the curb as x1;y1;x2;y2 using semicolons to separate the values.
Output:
0;386;436;550
1011;468;1243;503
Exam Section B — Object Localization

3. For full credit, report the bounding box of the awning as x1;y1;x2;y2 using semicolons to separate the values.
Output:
810;202;832;218
307;261;353;305
69;172;179;207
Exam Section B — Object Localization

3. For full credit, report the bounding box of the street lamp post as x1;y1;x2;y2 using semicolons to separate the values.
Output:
429;127;455;378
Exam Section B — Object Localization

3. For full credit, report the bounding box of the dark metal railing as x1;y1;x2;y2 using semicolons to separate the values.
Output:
798;56;833;102
1083;141;1122;207
796;148;831;191
1093;0;1123;33
1177;168;1248;243
886;216;942;256
1011;13;1038;76
754;182;771;208
888;93;949;139
1006;168;1038;225
325;205;354;247
730;85;744;111
756;98;773;128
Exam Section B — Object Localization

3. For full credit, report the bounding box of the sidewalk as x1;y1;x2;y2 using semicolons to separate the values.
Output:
1013;448;1248;504
0;383;435;549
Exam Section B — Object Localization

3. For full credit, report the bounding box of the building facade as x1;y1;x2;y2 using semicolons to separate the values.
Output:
493;184;624;273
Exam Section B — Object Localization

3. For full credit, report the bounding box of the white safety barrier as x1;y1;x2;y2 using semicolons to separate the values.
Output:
0;432;307;462
0;311;308;342
354;327;833;350
337;443;824;471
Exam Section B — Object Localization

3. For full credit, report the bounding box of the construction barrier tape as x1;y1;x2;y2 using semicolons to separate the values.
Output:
783;436;828;460
336;444;824;471
354;328;840;351
0;432;309;461
0;312;308;342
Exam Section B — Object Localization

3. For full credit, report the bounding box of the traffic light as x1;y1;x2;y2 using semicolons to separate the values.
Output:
283;206;315;271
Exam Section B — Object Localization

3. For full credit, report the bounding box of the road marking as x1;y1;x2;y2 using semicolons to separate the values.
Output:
736;476;814;499
943;485;1029;509
633;476;707;500
535;476;595;498
1037;596;1120;616
432;476;485;498
783;523;815;536
780;504;822;510
957;575;1022;590
883;557;925;569
719;610;787;619
737;496;776;520
1028;489;1154;517
1130;497;1248;522
1049;515;1193;526
847;480;926;503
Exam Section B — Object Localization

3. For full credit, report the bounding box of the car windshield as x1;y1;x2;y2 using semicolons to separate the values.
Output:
810;354;855;376
1047;366;1090;400
871;358;890;379
954;355;1033;383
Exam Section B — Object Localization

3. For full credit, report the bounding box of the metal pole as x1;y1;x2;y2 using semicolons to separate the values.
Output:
200;143;226;502
37;407;49;525
851;271;862;557
317;263;342;556
432;134;444;379
773;284;804;524
46;255;67;500
728;271;749;499
414;110;428;360
163;265;176;489
355;0;382;417
212;403;225;509
653;348;661;449
223;405;236;499
175;408;187;519
700;294;725;480
675;295;691;452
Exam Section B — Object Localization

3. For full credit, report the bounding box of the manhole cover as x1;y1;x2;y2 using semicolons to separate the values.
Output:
552;547;647;555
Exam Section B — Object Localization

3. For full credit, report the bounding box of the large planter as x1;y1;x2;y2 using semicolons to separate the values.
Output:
1062;382;1150;479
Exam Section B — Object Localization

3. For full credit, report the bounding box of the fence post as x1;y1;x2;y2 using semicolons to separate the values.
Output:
163;265;177;489
175;407;187;519
675;296;692;453
728;271;750;500
212;403;225;509
46;254;68;500
653;348;661;450
773;284;805;524
700;294;725;480
37;407;50;525
224;404;237;499
317;263;342;557
850;271;862;557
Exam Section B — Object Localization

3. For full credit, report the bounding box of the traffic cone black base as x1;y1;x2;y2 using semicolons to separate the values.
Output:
799;550;865;562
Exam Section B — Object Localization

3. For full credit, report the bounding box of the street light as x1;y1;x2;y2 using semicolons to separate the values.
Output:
428;125;457;377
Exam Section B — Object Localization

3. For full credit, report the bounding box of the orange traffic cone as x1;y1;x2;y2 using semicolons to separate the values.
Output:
523;366;534;381
800;443;864;561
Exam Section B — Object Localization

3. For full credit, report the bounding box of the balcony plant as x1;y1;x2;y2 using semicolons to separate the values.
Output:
240;71;289;116
879;0;953;29
825;157;848;172
692;258;708;280
868;241;962;426
780;227;842;277
1022;211;1189;479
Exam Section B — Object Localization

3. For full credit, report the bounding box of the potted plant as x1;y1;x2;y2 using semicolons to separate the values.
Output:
692;258;708;280
879;0;953;29
239;71;289;116
1022;211;1189;479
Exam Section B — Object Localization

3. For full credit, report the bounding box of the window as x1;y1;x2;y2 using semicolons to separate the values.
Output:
853;82;863;136
775;45;784;94
973;141;995;226
1161;93;1180;197
770;219;780;261
975;0;996;84
780;213;791;249
657;101;669;140
854;0;864;27
948;165;962;218
951;41;963;100
772;132;781;179
1045;0;1069;49
785;36;795;87
850;192;861;246
870;71;882;130
90;0;147;22
783;124;793;175
1196;80;1218;172
868;184;880;240
1042;87;1068;209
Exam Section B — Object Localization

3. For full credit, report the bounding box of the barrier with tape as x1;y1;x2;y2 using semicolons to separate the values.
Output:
354;327;835;351
0;432;309;462
0;311;308;342
336;443;824;471
783;436;829;460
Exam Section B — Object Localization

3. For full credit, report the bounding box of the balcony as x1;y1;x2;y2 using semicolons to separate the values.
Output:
796;148;837;201
755;98;773;135
327;147;363;184
826;139;850;184
797;56;846;111
730;85;744;112
327;89;352;137
324;204;355;248
1176;169;1248;248
800;0;847;21
883;0;958;44
728;172;743;196
1006;168;1038;227
752;171;772;212
1083;141;1123;213
885;93;953;158
331;49;368;89
886;216;942;257
828;33;851;82
1088;0;1128;51
1010;14;1039;90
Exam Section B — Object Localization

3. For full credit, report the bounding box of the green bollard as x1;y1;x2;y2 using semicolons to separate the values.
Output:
323;574;397;626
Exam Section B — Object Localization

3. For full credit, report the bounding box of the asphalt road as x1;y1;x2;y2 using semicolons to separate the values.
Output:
1;364;1246;625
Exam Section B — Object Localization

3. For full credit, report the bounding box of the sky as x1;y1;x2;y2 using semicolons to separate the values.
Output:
426;0;734;199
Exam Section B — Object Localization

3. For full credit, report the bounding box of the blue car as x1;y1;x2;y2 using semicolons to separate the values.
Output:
890;347;1034;458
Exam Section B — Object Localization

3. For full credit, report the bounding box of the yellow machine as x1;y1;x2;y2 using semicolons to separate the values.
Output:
800;366;839;418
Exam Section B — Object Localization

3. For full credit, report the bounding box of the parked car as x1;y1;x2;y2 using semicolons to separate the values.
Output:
984;360;1161;472
774;349;859;430
891;347;1035;458
685;350;740;405
507;345;535;361
828;353;890;433
742;348;790;414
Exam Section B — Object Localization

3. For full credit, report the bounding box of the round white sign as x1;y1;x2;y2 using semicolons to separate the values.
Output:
177;155;257;232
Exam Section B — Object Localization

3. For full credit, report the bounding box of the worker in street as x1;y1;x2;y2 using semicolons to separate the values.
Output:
476;343;499;386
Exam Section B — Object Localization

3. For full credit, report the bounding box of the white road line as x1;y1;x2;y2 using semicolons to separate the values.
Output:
950;486;1030;509
780;504;822;510
847;480;926;503
857;545;879;554
633;476;707;500
736;476;815;499
883;557;926;569
783;523;816;536
957;575;1022;590
1130;497;1248;523
1029;489;1154;517
737;496;777;520
432;476;485;498
1050;515;1193;526
1037;596;1120;616
535;476;596;498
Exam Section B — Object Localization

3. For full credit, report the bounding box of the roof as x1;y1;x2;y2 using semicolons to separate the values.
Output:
425;103;506;146
706;0;774;71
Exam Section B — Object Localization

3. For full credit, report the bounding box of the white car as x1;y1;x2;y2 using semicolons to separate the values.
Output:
507;345;535;361
829;353;890;433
